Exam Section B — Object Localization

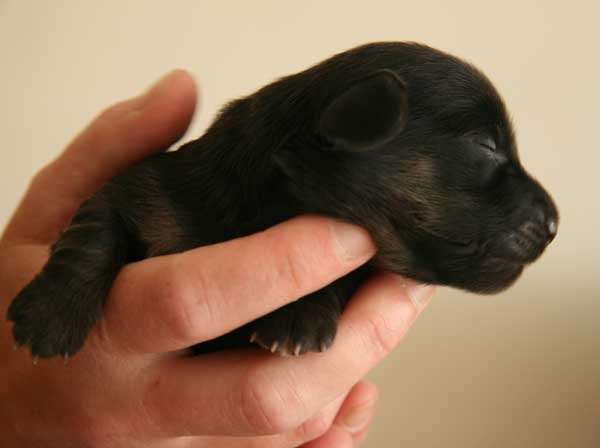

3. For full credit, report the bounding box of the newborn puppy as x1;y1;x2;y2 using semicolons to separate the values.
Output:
8;42;559;359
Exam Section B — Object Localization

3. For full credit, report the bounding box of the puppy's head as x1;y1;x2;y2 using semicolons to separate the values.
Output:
270;42;559;293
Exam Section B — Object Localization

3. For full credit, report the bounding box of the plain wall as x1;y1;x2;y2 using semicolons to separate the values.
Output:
1;1;598;446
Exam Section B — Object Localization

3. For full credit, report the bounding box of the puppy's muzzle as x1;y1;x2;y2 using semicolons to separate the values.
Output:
497;186;559;264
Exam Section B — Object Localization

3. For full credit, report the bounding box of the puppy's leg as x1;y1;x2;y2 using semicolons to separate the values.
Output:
250;268;368;356
7;191;128;359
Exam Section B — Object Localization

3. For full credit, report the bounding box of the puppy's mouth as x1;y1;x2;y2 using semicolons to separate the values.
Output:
430;224;553;266
428;240;526;294
420;227;478;255
489;224;556;265
391;217;554;293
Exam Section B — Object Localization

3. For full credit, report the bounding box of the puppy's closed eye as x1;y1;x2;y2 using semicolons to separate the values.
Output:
475;136;497;152
467;135;508;188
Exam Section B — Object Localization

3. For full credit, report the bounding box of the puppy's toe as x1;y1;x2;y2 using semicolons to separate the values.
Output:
249;308;338;356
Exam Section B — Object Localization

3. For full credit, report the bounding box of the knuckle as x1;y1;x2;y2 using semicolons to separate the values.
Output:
360;312;399;359
152;259;208;343
238;370;306;435
260;218;338;299
262;229;312;296
295;411;332;443
280;246;311;295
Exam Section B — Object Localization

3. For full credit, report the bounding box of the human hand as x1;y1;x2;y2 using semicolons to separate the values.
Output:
0;70;435;447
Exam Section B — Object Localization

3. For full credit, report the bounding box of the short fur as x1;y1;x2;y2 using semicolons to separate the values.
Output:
7;42;559;358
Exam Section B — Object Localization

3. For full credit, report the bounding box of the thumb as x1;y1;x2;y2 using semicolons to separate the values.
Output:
3;69;197;245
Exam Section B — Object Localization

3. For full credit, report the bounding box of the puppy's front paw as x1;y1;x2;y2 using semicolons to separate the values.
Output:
251;311;337;356
7;277;96;359
250;291;342;356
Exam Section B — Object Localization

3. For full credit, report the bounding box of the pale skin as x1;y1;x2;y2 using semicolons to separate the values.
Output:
0;70;435;447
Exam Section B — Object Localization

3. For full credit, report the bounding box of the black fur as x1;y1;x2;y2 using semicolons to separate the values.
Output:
7;42;559;358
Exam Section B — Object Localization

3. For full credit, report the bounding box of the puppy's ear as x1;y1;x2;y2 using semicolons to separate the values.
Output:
317;70;408;150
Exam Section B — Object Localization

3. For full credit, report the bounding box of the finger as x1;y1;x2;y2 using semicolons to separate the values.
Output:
3;69;197;244
300;381;378;448
99;215;375;354
333;381;378;438
294;393;348;446
352;426;371;447
139;273;433;436
333;381;377;446
186;392;348;448
300;427;354;448
244;273;434;427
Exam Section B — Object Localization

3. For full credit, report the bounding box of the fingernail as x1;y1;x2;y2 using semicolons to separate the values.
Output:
400;277;435;311
330;220;375;262
341;401;375;433
146;69;183;96
133;70;184;109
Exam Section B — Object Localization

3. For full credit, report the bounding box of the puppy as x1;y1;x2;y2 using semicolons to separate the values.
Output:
7;42;559;358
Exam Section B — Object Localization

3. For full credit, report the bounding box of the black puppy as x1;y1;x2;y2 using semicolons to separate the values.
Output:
7;42;558;359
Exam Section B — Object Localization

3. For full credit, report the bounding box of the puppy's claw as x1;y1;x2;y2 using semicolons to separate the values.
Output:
32;356;39;366
293;344;302;356
270;341;279;353
63;353;69;365
319;342;328;353
249;332;257;344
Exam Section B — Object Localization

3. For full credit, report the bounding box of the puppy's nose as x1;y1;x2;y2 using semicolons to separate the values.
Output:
547;218;558;242
530;202;558;245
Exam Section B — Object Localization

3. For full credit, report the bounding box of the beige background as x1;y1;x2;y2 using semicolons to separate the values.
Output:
1;1;598;446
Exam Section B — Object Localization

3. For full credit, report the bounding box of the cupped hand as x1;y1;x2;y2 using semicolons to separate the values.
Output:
0;70;434;447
